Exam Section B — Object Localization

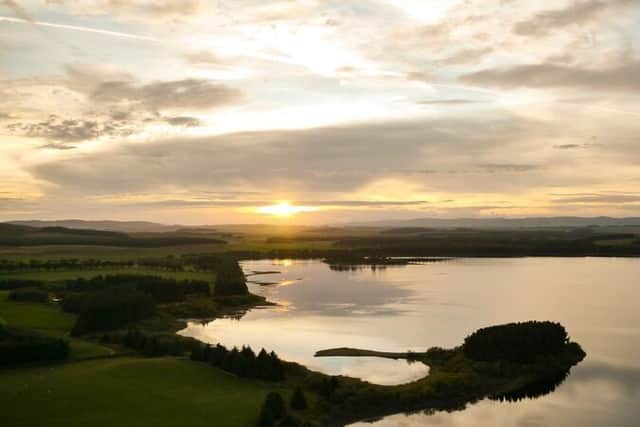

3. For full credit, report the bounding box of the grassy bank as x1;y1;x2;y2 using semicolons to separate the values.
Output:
0;357;275;427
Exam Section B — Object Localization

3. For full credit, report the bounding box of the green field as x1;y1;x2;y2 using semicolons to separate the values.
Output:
0;290;113;359
0;357;275;427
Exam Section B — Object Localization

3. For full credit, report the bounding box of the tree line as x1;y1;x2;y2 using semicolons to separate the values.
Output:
190;343;285;381
66;288;156;335
65;274;210;302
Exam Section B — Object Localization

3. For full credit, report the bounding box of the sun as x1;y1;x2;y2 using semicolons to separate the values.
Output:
257;201;317;217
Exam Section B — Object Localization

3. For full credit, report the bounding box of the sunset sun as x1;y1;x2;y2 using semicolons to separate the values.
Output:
257;201;317;217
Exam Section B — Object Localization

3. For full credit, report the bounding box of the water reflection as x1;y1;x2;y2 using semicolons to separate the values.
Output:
490;369;570;402
179;258;640;424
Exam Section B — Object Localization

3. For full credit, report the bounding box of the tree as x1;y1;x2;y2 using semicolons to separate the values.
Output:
290;387;307;410
213;257;248;297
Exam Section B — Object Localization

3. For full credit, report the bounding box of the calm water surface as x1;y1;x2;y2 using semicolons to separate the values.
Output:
179;257;640;426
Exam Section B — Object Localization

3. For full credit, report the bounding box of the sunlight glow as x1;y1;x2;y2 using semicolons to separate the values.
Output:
257;202;318;217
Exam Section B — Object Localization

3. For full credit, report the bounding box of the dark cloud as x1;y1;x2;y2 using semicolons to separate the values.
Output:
164;116;200;127
7;115;135;146
514;0;634;36
460;61;640;91
553;194;640;204
90;78;242;112
441;47;493;65
553;143;599;150
63;64;242;114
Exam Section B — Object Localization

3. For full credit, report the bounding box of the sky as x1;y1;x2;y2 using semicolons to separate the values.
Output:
0;0;639;225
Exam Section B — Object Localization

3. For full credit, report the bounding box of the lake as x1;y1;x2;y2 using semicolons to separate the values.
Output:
179;257;640;426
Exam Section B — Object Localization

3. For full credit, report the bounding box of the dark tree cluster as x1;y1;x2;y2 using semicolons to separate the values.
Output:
0;326;69;366
191;343;285;381
0;279;43;290
463;321;569;363
113;328;200;357
256;391;312;427
69;288;155;335
8;287;49;303
213;257;248;297
65;274;210;303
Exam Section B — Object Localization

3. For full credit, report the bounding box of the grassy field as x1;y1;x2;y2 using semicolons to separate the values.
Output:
0;267;214;282
0;290;113;359
0;357;276;427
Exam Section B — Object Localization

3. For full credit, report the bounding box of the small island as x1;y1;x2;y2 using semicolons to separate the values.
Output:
310;321;586;426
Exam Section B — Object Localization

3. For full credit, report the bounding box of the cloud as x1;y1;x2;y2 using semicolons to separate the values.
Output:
163;116;200;127
479;164;540;173
418;99;481;105
1;0;34;23
514;0;634;36
553;193;640;204
47;0;203;22
460;61;640;91
102;198;432;209
7;115;135;146
144;0;201;18
441;47;493;65
183;50;228;66
29;114;574;196
90;78;242;113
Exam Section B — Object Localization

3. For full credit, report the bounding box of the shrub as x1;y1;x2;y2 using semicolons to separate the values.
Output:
263;392;286;420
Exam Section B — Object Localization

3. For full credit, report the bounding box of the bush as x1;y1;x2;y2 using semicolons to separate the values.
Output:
463;321;569;363
263;392;286;419
8;287;49;303
290;387;307;410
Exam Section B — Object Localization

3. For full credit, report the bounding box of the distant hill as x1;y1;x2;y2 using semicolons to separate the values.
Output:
7;220;183;233
354;216;640;229
0;223;226;247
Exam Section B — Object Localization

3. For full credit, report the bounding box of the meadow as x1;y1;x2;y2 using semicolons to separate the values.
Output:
0;357;275;427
